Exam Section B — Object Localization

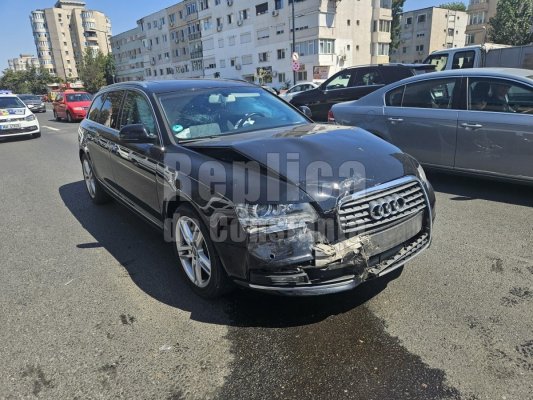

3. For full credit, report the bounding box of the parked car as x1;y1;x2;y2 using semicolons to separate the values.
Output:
331;68;533;184
289;64;435;122
78;80;435;298
279;82;319;101
17;94;47;113
0;93;40;139
53;90;92;122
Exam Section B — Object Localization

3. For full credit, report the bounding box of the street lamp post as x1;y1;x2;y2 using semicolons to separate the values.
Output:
292;0;296;85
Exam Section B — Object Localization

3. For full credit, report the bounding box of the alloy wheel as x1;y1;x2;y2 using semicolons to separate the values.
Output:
82;158;96;198
175;216;212;288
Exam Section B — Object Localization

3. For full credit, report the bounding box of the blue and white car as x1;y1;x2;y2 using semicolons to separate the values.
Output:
0;94;41;139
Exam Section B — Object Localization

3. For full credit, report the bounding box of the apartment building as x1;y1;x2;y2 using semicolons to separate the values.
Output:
7;54;40;72
29;0;112;80
111;28;144;82
391;7;467;63
465;0;499;45
114;0;392;86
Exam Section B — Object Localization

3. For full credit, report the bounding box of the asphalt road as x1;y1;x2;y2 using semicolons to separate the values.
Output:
0;110;532;399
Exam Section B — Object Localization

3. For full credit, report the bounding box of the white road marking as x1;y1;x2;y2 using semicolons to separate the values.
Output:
42;125;60;131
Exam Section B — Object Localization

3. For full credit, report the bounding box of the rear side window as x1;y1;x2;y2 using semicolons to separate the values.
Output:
402;78;458;109
452;51;475;69
87;94;105;122
424;53;449;71
97;91;124;129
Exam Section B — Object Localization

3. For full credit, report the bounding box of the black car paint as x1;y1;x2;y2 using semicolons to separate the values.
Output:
79;80;435;294
290;65;431;122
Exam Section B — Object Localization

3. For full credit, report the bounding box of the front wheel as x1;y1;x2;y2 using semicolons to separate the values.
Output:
32;131;41;139
173;205;233;298
81;154;111;204
66;111;73;123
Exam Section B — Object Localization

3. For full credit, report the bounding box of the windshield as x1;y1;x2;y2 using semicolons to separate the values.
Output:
158;86;308;141
0;97;26;108
423;54;449;71
18;95;41;101
66;93;92;102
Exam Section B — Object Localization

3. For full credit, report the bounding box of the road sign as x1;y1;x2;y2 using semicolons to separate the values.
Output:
292;52;299;61
291;61;300;72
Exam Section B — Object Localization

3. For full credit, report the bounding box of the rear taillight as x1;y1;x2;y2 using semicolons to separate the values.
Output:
327;109;335;124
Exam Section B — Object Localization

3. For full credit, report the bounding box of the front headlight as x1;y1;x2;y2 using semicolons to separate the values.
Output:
25;114;36;121
235;203;318;234
416;163;428;185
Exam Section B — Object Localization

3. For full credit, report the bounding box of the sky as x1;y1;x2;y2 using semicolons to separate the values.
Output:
0;0;465;71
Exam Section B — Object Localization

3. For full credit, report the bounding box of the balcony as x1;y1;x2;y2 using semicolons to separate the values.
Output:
188;32;202;41
190;50;203;59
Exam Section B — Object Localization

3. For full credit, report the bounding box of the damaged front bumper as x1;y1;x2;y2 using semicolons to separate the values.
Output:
233;176;433;296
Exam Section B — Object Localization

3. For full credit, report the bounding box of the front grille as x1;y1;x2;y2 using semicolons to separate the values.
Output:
338;178;427;234
0;126;38;135
0;117;25;123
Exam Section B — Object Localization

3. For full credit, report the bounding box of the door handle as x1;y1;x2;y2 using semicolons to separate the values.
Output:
387;117;404;123
461;122;483;130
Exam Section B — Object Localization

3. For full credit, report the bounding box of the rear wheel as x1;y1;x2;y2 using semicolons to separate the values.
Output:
173;205;233;298
66;111;73;123
81;154;111;204
53;110;61;121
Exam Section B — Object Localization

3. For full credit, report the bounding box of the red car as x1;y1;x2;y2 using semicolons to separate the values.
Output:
53;91;92;122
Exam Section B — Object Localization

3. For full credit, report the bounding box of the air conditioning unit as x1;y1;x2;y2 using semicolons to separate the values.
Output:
237;19;243;26
217;25;223;32
272;70;278;77
235;63;241;70
272;10;279;17
227;0;233;5
339;54;347;61
169;22;174;27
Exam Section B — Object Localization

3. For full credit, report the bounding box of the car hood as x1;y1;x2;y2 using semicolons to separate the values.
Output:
183;124;417;212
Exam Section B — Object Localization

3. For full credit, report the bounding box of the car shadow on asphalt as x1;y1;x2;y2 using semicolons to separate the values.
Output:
428;171;533;207
59;180;401;328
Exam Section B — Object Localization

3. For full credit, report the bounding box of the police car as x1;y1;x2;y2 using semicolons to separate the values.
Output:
0;91;41;139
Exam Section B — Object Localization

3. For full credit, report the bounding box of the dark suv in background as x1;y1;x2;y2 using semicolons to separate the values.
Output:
290;64;435;122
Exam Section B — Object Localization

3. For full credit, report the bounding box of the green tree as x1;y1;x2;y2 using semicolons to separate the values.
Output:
0;67;54;94
104;53;116;85
78;48;107;93
391;0;406;51
488;0;533;45
438;2;467;11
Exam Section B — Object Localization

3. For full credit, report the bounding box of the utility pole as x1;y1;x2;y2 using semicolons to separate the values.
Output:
292;0;296;85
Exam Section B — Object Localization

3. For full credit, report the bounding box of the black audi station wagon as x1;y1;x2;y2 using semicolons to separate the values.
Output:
78;80;435;298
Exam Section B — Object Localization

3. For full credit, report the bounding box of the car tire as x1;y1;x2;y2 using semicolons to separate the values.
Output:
32;131;41;139
53;110;60;121
81;154;111;204
173;205;234;298
66;112;73;123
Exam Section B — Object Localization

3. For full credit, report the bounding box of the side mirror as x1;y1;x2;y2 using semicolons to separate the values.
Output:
299;106;313;118
119;124;156;144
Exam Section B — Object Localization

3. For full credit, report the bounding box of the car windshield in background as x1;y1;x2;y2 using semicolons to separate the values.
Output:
66;93;92;102
0;97;26;108
19;95;41;101
424;54;448;71
158;86;308;140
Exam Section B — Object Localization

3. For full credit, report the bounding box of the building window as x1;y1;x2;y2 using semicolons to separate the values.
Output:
277;49;285;59
402;46;407;54
278;72;285;83
406;17;413;25
296;71;307;81
319;39;334;54
256;3;268;16
417;14;426;23
257;28;269;40
229;35;235;46
379;20;391;32
239;9;248;20
258;52;269;62
227;14;233;24
415;44;424;52
242;54;253;64
448;28;454;36
240;32;251;43
375;43;390;56
275;0;283;10
469;11;485;25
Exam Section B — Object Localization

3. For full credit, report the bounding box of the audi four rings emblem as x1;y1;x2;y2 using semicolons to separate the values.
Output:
369;195;406;220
